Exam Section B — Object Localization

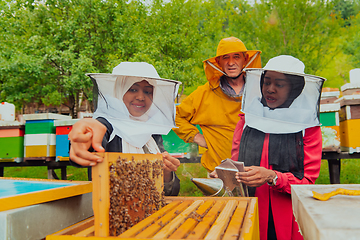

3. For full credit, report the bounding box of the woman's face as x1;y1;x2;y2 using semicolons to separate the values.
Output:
123;80;154;117
262;71;291;109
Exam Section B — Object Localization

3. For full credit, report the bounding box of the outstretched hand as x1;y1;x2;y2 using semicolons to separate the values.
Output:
68;118;107;166
235;166;276;187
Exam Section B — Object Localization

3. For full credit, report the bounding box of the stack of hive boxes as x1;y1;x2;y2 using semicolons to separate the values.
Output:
54;119;79;161
0;121;25;162
23;113;71;160
319;87;341;152
336;68;360;153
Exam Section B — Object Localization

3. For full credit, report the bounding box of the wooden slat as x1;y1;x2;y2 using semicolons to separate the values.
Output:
239;198;259;240
204;200;238;240
153;200;204;239
222;200;248;240
186;201;226;239
92;154;110;237
168;200;215;239
135;200;194;239
47;198;260;240
119;201;182;238
51;217;94;236
74;226;95;237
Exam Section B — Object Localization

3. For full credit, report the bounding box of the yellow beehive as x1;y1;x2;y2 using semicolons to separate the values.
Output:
46;153;259;240
336;95;360;153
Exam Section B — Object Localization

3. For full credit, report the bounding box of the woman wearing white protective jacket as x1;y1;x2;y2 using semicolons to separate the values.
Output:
69;62;181;196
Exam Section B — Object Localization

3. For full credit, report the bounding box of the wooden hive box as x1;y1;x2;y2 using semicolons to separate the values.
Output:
46;196;259;240
54;119;79;162
23;113;71;160
319;103;340;152
335;95;360;153
0;177;92;240
0;122;24;162
46;153;259;240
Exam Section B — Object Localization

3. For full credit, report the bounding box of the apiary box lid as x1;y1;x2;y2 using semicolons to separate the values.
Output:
320;103;340;112
23;113;71;121
291;184;360;240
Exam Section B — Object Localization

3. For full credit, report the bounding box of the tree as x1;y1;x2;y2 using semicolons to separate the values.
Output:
226;0;345;79
0;0;145;117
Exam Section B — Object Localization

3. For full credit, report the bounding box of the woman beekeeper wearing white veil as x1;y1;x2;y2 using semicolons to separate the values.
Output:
69;62;181;196
231;55;325;240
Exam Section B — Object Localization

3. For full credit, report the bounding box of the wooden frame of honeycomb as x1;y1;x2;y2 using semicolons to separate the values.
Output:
47;197;259;240
91;152;164;237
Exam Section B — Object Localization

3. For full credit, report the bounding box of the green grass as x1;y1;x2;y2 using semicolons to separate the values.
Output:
3;160;360;196
3;166;89;181
316;159;360;184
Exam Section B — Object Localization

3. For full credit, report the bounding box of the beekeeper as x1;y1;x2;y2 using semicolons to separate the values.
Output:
233;55;324;240
173;36;262;173
69;62;181;196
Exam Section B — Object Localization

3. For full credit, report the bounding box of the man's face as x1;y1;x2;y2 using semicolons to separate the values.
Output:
216;52;246;78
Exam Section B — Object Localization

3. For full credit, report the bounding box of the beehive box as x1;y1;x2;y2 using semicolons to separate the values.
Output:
319;103;340;152
92;152;165;237
335;95;360;153
54;119;79;161
46;196;259;240
320;87;340;104
291;184;360;240
0;121;24;162
341;68;360;96
0;177;92;240
23;113;71;160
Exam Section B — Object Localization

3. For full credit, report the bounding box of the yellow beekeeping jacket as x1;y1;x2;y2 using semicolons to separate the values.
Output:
174;82;242;172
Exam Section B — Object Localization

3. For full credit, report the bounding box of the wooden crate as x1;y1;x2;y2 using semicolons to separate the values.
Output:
0;177;92;240
320;103;340;152
54;119;79;161
24;133;56;157
0;123;25;162
46;196;259;240
23;113;71;160
292;184;360;240
320;87;340;104
336;95;360;152
92;152;164;237
339;119;360;153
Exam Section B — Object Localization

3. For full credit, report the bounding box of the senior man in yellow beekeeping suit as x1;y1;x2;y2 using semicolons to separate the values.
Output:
173;37;262;173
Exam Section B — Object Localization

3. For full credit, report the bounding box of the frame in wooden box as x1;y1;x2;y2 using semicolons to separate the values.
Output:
92;152;164;237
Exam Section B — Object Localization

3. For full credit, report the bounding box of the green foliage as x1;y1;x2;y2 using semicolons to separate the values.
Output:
228;0;344;74
343;14;360;67
0;0;359;112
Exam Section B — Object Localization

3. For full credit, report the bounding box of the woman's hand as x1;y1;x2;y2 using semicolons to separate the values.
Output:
209;170;218;178
68;118;106;166
235;166;276;187
162;151;180;183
